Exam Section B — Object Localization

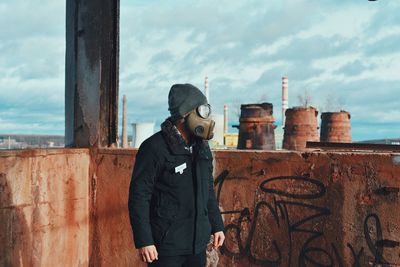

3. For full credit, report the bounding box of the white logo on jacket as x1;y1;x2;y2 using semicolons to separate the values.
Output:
175;163;187;174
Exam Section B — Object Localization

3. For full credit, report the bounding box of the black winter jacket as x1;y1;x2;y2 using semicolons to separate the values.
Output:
128;119;224;256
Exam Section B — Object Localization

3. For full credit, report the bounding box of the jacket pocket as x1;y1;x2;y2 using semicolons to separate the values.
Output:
163;217;195;250
199;160;212;201
196;215;212;248
156;191;179;219
164;157;188;186
151;217;172;245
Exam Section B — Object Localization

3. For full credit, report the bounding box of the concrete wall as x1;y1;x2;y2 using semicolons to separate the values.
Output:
1;148;399;266
0;149;90;267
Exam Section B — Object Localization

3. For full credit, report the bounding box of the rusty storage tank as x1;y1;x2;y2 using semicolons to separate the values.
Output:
283;106;319;150
320;111;352;143
236;103;276;150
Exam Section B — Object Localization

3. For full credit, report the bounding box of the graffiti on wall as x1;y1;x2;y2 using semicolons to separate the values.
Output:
214;170;399;266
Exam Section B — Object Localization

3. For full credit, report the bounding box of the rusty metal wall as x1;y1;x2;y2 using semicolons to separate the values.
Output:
91;149;400;266
89;149;145;267
0;149;90;267
213;150;400;266
1;149;399;266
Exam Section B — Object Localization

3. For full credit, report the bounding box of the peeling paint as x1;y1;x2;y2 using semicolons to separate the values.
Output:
1;148;399;266
92;149;400;266
0;150;90;266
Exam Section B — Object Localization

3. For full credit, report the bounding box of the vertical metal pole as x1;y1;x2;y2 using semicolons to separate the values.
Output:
122;95;128;148
223;104;228;134
282;76;288;127
204;76;209;104
65;0;119;148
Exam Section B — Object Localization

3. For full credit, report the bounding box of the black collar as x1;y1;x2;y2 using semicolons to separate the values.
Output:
160;118;211;159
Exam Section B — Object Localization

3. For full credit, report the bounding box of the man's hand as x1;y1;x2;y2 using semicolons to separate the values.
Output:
213;231;225;248
138;245;158;263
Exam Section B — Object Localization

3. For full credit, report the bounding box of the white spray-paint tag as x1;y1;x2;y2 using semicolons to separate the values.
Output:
175;163;187;174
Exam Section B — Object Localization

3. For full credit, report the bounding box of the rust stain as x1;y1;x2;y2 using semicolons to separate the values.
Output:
1;148;399;266
0;149;90;266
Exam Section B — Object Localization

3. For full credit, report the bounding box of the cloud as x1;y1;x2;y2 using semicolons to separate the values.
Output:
266;35;353;63
149;50;175;65
0;108;64;135
120;0;400;140
364;33;400;56
0;1;65;135
335;60;376;76
0;1;64;41
0;0;399;141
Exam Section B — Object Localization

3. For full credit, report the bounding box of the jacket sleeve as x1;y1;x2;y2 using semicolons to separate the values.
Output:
128;140;160;248
207;161;225;234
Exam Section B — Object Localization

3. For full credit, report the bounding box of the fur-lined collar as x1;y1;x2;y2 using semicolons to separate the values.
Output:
160;118;210;158
161;118;186;144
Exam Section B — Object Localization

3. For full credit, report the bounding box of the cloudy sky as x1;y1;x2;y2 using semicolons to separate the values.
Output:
0;0;399;141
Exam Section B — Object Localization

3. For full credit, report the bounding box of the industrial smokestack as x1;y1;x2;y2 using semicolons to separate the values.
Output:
237;103;276;150
320;111;352;143
223;104;228;134
283;106;319;151
282;76;288;127
122;95;128;148
204;76;209;103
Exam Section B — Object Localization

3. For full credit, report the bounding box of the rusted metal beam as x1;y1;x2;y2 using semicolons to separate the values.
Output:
65;0;120;148
307;141;400;152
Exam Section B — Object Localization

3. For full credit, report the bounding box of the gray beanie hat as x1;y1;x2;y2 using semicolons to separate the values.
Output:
168;83;207;120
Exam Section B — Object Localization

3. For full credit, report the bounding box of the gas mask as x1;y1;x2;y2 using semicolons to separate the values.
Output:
185;104;215;140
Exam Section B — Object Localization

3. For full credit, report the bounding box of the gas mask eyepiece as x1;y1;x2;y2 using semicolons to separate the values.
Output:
197;104;211;119
185;104;215;140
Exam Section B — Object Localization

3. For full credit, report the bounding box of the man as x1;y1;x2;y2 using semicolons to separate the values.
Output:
128;83;225;267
